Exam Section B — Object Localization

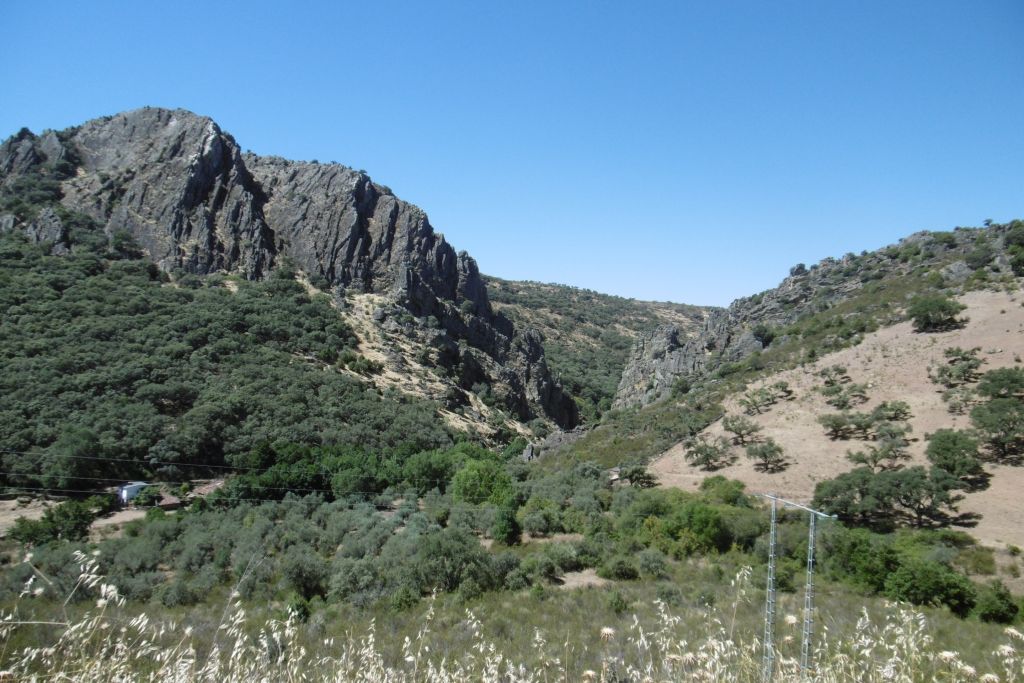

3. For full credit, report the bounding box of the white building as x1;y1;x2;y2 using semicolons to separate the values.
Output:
117;481;149;506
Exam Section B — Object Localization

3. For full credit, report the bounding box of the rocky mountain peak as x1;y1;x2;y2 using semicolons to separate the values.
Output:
0;107;576;428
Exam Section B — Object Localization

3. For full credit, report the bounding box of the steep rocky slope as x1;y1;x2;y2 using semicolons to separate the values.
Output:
484;276;710;419
615;227;1021;408
0;107;576;428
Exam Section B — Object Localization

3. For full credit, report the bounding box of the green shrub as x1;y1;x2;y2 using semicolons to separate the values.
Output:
699;476;749;506
518;497;561;537
160;579;198;607
410;528;496;594
883;558;976;617
965;244;994;269
974;580;1019;623
490;504;521;545
671;501;732;552
282;546;328;600
637;548;669;579
907;295;966;332
822;527;900;593
451;459;514;506
976;367;1024;400
520;554;560;583
607;590;630;614
543;543;582;573
598;557;639;581
9;500;95;545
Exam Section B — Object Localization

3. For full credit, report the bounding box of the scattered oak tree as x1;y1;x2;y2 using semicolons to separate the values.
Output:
814;465;965;530
683;435;734;471
821;382;869;409
907;294;967;332
929;347;984;388
925;429;988;491
722;415;762;445
871;400;912;422
745;438;787;473
976;367;1024;401
846;443;907;472
942;386;978;415
970;398;1024;459
739;388;774;415
818;365;850;387
818;412;853;440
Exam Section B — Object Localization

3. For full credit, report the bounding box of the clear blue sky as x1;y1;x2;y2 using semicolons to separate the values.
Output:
2;1;1021;306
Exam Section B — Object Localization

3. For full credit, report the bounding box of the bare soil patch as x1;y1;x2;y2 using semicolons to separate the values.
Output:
557;568;610;590
522;532;584;545
0;499;51;537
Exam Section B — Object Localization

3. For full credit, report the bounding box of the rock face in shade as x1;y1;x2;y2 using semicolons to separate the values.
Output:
613;260;870;409
612;311;756;408
0;107;577;427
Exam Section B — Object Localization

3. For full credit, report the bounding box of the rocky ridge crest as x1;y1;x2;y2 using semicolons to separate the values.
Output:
614;227;1019;408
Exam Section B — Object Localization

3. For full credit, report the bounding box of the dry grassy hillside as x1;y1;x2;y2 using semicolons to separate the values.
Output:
652;288;1024;550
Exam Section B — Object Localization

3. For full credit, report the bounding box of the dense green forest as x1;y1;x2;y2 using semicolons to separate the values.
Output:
0;227;452;489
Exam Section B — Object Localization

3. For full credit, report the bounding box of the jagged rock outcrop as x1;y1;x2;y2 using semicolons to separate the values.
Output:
615;227;1019;408
62;109;275;277
0;107;576;427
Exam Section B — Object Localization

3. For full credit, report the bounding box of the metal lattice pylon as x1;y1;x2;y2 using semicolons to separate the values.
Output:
761;496;778;683
758;494;835;683
800;513;818;679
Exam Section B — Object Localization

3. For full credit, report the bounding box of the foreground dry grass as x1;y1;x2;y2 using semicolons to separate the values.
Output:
1;554;1021;682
